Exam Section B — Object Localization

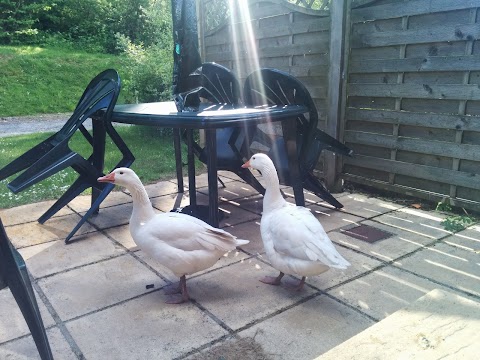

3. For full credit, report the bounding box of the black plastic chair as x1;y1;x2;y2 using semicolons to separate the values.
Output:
0;218;54;359
179;62;265;194
0;69;134;242
242;68;353;208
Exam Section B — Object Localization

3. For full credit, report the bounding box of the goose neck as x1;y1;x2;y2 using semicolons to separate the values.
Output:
261;165;286;213
129;182;156;223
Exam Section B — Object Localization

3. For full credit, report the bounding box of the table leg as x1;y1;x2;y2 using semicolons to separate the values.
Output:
186;129;196;208
173;128;184;193
91;116;107;213
281;119;305;207
205;128;219;227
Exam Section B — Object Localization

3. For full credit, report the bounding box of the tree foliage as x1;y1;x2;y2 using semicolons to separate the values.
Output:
0;0;172;53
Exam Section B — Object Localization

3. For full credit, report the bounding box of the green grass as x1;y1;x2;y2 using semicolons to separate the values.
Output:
0;126;204;209
0;45;129;116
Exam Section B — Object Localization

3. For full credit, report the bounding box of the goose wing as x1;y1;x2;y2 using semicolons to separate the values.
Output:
141;212;246;252
266;206;350;269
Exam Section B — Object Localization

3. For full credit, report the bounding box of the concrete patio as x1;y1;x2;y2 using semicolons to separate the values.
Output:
0;171;479;359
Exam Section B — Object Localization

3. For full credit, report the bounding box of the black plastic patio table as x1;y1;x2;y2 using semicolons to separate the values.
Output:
109;101;309;227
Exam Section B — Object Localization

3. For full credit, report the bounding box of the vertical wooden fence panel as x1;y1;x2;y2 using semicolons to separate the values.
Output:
343;0;480;212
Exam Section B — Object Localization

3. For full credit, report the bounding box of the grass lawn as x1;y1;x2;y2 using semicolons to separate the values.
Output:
0;126;204;209
0;45;129;116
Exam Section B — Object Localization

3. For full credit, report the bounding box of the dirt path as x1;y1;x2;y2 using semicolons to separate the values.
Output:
0;113;78;137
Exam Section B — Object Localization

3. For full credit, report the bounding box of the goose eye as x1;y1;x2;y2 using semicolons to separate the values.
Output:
119;171;124;175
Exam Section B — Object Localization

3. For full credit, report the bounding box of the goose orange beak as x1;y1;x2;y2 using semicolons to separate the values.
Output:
241;160;251;169
97;173;115;183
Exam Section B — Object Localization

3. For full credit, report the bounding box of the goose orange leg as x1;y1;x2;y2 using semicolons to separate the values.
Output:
259;272;284;286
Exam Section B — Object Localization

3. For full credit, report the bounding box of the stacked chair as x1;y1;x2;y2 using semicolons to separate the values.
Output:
0;218;53;359
179;65;352;208
0;69;134;243
242;68;353;208
180;62;265;194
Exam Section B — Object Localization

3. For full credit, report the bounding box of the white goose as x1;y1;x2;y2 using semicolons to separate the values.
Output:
242;153;350;290
98;168;248;304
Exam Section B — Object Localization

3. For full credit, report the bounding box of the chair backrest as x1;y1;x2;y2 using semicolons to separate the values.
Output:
58;69;121;139
243;68;319;172
193;62;242;106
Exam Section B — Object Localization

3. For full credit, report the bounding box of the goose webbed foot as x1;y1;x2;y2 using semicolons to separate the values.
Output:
284;276;306;292
165;275;190;304
259;272;284;286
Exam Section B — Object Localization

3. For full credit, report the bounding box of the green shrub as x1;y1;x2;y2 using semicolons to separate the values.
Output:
118;36;173;104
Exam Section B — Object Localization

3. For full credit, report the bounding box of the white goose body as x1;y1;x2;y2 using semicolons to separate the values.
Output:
243;154;350;288
98;168;248;303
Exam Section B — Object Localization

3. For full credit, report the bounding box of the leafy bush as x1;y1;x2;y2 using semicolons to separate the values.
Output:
118;35;173;103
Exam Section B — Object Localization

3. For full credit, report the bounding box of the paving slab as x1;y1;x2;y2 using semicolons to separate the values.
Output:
198;181;261;200
67;190;131;213
305;246;382;290
218;201;261;228
442;224;480;253
0;327;77;360
18;232;126;278
282;187;347;206
394;242;480;297
186;258;317;331
317;289;480;360
329;266;456;320
38;254;163;321
239;295;374;360
308;204;364;232
330;220;437;262
0;288;55;343
0;200;73;226
5;214;96;248
82;202;143;230
150;191;210;212
65;291;228;360
325;192;403;218
223;220;264;255
103;224;138;251
374;207;451;240
143;180;179;198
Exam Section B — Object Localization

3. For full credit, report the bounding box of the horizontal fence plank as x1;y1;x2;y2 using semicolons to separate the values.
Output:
344;131;480;161
206;17;330;46
352;0;480;22
351;23;480;48
348;83;480;100
346;108;480;132
345;155;480;189
349;55;480;73
207;42;330;61
342;173;480;212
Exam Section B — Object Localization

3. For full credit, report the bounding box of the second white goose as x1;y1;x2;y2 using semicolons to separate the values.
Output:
242;153;350;290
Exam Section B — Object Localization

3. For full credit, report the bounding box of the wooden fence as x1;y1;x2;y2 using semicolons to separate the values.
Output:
344;0;480;211
198;0;480;212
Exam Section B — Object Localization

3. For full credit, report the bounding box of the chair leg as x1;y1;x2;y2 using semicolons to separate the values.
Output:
38;176;91;224
304;173;343;209
8;263;53;360
65;183;115;244
236;168;266;195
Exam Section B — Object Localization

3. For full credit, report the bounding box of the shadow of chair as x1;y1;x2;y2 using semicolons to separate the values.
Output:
242;68;353;208
0;218;54;359
178;62;265;194
0;69;134;243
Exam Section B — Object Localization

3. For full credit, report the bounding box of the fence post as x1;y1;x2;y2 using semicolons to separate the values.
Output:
325;0;348;191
